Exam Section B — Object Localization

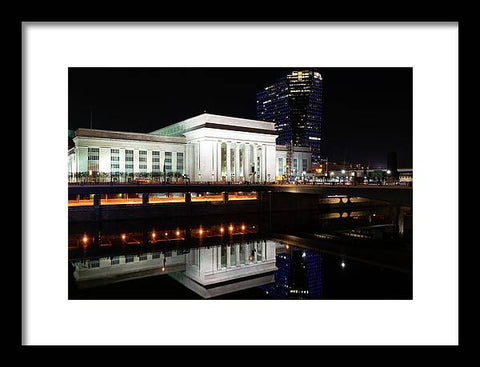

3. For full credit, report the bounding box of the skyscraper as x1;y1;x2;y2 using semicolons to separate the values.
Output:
256;69;323;165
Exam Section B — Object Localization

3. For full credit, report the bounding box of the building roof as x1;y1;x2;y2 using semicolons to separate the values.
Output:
150;113;277;136
74;128;186;143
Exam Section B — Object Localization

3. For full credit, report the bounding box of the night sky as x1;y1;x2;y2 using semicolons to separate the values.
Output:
68;67;412;168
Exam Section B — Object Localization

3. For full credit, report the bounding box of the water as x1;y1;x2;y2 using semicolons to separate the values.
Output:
68;206;412;300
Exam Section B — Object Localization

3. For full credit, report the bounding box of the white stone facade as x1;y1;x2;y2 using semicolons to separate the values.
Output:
68;113;312;183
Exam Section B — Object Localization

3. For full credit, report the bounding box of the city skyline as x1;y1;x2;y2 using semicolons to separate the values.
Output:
68;67;412;168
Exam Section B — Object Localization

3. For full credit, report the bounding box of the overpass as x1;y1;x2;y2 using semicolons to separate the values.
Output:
68;183;412;206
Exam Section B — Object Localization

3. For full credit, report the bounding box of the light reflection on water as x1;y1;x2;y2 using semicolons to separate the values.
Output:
68;207;412;300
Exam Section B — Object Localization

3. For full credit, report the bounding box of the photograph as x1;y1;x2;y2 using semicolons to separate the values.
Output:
67;67;413;300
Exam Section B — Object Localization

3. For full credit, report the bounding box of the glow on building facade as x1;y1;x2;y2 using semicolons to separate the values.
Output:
68;113;312;183
256;70;323;165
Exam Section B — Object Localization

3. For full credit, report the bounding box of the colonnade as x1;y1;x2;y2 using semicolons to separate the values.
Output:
212;141;268;183
214;241;268;270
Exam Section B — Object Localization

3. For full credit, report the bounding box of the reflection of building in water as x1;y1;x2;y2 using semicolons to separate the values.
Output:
184;240;276;285
261;247;323;299
71;250;187;289
71;240;278;298
172;240;278;298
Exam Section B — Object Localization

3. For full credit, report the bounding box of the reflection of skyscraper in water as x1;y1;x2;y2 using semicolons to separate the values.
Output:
261;247;323;299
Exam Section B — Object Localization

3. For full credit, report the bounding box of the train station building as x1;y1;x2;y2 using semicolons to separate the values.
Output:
68;113;312;183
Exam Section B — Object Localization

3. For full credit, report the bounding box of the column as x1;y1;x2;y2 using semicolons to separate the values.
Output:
119;148;126;181
234;143;240;182
99;148;110;176
226;142;231;182
226;245;231;268
261;145;266;183
217;142;222;181
252;145;258;183
93;194;101;207
147;150;152;175
133;149;139;178
243;143;250;180
235;244;240;266
261;240;266;261
253;241;258;263
217;246;222;270
245;243;250;264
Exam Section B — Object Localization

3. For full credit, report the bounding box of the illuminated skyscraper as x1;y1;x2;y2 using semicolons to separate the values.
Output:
256;69;323;165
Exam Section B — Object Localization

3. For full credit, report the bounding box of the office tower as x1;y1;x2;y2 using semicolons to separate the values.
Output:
260;248;323;299
256;69;323;165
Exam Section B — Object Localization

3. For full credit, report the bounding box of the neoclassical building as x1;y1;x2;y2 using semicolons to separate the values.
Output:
68;113;312;183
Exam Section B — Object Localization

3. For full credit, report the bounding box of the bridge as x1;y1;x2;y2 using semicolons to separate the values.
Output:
68;183;412;206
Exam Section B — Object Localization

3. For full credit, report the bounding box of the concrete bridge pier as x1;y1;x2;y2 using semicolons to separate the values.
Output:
185;228;192;242
185;192;191;203
142;193;150;205
142;229;149;245
93;194;102;221
395;205;411;238
223;192;229;203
